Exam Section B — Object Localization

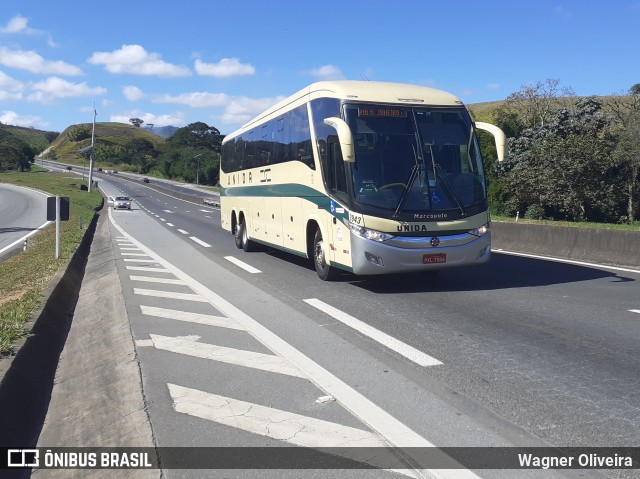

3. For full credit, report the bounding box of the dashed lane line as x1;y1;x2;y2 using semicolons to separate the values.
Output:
151;335;306;378
224;256;261;274
189;236;212;248
140;305;243;330
304;298;442;368
177;229;189;235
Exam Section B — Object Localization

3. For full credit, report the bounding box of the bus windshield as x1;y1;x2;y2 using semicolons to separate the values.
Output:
344;104;486;219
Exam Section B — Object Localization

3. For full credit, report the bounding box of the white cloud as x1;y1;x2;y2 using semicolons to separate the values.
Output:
122;85;145;101
27;76;106;102
153;91;230;108
110;110;186;127
88;44;191;77
0;70;23;90
0;46;83;75
0;110;48;128
0;15;37;34
220;96;285;125
195;58;255;78
308;65;345;81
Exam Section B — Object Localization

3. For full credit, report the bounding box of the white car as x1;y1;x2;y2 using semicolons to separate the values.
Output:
112;196;132;210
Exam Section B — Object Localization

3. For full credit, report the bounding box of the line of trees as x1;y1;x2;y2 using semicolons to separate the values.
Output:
483;80;640;224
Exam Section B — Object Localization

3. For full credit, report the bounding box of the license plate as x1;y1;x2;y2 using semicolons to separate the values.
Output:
423;253;446;264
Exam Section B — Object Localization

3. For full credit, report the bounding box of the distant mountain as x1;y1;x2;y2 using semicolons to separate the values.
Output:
143;125;179;138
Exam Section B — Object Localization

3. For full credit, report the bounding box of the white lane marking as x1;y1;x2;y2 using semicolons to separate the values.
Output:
126;266;170;272
224;256;262;274
198;209;209;212
129;275;185;285
119;247;142;251
166;223;174;227
163;210;173;213
108;209;477;478
304;298;442;368
152;335;305;377
140;305;243;330
133;288;208;302
120;253;150;257
168;384;416;475
0;220;51;256
493;249;640;275
124;259;158;263
177;229;189;235
169;384;383;446
190;236;212;248
160;218;166;222
630;310;640;314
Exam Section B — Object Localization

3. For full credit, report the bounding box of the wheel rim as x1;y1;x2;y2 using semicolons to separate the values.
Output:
314;238;325;269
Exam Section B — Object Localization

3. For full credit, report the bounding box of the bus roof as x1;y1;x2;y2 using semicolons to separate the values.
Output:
226;81;464;139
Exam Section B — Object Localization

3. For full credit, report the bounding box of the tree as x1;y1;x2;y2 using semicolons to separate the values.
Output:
609;84;640;223
0;135;34;172
129;118;144;128
502;97;618;222
499;78;575;130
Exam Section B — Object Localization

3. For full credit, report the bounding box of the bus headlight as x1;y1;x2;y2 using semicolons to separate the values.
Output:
468;222;490;237
348;222;394;242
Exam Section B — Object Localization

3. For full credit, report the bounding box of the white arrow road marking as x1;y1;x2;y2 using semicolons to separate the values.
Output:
304;298;442;367
140;305;243;330
151;335;305;377
167;384;421;476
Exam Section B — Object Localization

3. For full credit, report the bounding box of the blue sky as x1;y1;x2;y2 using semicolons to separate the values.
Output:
0;1;638;134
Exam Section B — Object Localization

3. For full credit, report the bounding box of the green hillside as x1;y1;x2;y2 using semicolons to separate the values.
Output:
0;124;59;153
44;122;164;163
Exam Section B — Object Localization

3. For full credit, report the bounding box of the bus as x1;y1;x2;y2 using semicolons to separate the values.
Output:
220;81;506;280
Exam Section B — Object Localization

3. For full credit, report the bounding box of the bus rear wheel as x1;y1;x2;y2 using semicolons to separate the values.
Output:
234;221;243;249
237;218;258;252
313;229;338;281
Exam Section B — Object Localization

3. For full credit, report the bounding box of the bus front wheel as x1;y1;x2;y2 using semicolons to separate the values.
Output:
313;229;338;281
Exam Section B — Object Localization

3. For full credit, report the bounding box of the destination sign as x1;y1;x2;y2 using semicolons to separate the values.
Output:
358;108;407;118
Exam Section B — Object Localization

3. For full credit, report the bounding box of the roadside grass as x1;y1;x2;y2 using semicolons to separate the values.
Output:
0;170;102;356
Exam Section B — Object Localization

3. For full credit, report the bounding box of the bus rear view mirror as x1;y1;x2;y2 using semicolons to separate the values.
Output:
475;122;507;162
324;117;355;162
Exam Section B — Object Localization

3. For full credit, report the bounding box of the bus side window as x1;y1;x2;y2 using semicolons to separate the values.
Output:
328;137;348;203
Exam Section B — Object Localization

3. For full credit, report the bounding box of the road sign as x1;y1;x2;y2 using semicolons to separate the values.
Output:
47;196;69;221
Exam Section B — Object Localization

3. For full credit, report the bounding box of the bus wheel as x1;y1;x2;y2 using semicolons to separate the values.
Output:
234;221;243;249
313;229;338;281
239;219;258;252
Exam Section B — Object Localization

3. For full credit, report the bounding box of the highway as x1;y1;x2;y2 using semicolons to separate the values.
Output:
37;171;640;478
0;183;50;258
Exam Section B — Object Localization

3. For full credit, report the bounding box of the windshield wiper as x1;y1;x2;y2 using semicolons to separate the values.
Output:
392;161;420;219
434;162;467;216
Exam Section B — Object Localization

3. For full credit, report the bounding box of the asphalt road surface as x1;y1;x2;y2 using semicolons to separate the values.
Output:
37;173;640;478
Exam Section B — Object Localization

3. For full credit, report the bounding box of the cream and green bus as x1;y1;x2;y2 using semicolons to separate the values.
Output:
220;81;506;280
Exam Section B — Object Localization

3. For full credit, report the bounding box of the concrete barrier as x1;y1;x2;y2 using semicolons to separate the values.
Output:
492;221;640;269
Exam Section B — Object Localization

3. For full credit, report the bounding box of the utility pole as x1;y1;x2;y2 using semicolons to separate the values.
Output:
88;104;97;192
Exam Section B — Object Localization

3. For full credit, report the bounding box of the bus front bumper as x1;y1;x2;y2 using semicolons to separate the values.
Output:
349;231;491;276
